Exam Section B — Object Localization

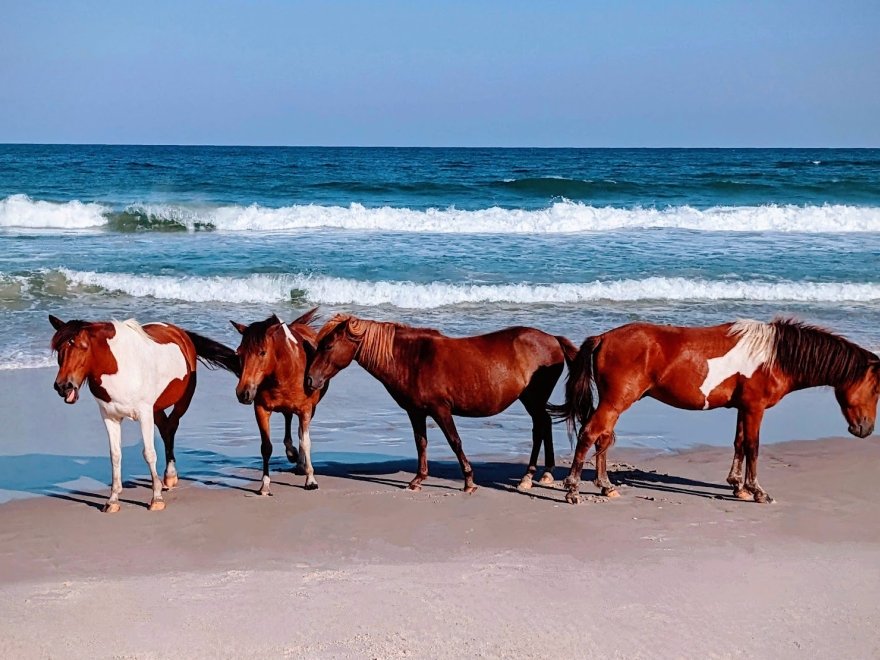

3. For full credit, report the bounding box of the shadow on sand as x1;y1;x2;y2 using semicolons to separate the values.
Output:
0;445;736;509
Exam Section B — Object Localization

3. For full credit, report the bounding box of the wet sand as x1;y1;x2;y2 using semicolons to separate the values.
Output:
1;368;879;657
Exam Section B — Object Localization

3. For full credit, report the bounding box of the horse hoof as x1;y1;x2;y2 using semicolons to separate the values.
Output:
304;481;319;491
103;502;121;514
407;483;422;492
565;492;580;505
602;488;620;498
258;489;272;497
517;477;533;491
463;485;478;494
734;488;753;500
163;474;178;490
286;449;299;464
148;500;166;512
754;492;774;504
538;472;555;485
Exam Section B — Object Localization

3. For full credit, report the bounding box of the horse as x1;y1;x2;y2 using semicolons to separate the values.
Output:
550;318;880;505
230;308;328;495
49;315;240;513
304;314;578;493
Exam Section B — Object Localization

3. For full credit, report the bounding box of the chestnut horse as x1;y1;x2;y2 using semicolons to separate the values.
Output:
231;308;328;495
551;319;880;504
305;315;578;492
49;315;239;512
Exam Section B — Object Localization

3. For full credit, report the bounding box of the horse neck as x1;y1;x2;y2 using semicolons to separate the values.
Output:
85;323;119;380
353;323;402;385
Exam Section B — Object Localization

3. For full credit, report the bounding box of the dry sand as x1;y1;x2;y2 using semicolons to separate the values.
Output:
1;432;880;658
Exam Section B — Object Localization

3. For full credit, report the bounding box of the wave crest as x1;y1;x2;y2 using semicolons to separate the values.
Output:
3;196;880;233
55;269;880;308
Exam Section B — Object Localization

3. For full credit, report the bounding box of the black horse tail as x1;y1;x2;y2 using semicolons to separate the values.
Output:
186;331;241;376
554;335;579;368
547;336;600;445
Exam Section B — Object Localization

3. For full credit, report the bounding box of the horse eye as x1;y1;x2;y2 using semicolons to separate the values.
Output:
68;338;75;346
259;350;267;357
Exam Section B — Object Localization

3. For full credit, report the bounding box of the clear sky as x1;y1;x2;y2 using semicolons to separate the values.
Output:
1;1;878;147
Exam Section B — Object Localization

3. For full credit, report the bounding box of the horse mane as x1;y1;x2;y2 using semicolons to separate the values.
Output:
50;320;90;352
115;318;153;342
769;318;877;386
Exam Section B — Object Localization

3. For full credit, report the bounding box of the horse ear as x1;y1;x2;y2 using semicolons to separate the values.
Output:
271;313;284;325
230;320;247;335
49;315;66;330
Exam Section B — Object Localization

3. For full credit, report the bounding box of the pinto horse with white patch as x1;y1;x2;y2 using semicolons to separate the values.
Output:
50;316;239;512
231;308;328;495
551;319;880;505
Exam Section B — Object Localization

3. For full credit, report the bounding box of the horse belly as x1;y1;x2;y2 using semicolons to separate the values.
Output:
648;385;710;411
154;374;190;411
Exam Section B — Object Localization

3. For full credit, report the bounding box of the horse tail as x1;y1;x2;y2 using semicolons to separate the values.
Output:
291;306;320;328
554;335;579;368
547;336;600;445
185;331;241;376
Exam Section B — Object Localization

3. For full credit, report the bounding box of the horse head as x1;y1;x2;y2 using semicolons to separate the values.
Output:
835;357;880;438
49;315;102;405
231;316;286;405
305;315;362;392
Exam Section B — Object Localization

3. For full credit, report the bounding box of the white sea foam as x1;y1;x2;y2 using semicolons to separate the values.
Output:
0;195;109;229
57;269;880;308
0;352;54;370
3;195;880;233
128;201;880;233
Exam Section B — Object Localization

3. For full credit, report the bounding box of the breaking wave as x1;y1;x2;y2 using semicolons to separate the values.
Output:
52;270;880;308
3;195;880;233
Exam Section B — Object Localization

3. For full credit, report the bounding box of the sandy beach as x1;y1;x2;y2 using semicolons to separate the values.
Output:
2;367;879;658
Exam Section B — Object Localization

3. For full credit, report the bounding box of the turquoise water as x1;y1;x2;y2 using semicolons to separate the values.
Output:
2;145;880;368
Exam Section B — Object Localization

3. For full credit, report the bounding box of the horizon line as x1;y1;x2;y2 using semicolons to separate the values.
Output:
1;142;879;150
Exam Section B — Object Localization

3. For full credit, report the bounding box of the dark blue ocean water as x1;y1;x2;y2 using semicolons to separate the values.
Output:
1;145;879;368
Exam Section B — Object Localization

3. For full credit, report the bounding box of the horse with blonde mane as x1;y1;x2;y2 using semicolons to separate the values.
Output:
49;315;239;513
550;319;880;505
305;314;578;492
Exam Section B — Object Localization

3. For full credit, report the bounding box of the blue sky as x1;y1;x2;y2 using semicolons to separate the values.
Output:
1;1;878;146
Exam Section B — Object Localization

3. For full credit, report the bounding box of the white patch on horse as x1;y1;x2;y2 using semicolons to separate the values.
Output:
97;319;188;420
145;322;168;327
281;322;298;345
699;320;775;410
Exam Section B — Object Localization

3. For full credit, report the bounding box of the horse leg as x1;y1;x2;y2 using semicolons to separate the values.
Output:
593;428;620;498
742;408;773;503
138;409;165;511
726;411;750;500
432;409;477;493
298;412;318;490
102;416;123;513
564;404;620;504
406;410;429;491
157;374;195;490
283;411;300;468
155;411;177;489
518;388;556;489
255;405;273;496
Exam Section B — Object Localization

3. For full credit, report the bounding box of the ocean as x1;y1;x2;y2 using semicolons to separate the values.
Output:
2;145;879;370
2;145;879;499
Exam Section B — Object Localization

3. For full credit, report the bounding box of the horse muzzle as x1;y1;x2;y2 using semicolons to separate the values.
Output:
305;374;324;392
236;385;256;405
848;419;875;438
54;381;79;405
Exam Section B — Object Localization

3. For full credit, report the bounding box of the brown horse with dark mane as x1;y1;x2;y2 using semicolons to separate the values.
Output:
551;319;880;504
49;315;239;512
231;307;328;495
305;315;578;492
